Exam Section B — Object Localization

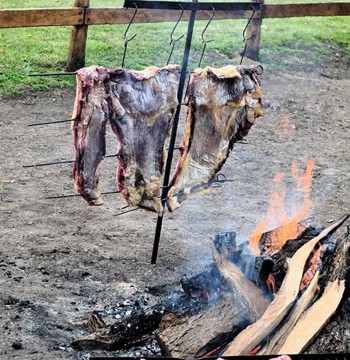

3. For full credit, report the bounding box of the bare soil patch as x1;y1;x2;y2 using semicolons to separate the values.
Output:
0;55;349;359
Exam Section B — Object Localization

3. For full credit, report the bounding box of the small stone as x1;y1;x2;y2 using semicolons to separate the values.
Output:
12;340;22;350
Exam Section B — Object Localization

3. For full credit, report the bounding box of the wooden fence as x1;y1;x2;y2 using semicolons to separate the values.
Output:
0;1;349;70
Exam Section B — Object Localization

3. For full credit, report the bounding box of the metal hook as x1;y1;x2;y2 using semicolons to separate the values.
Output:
240;5;256;65
211;173;237;187
167;5;185;65
122;4;138;68
198;7;216;68
211;173;226;188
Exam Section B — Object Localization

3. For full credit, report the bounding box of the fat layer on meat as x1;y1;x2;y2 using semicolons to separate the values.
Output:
167;65;264;212
72;66;110;206
108;65;180;215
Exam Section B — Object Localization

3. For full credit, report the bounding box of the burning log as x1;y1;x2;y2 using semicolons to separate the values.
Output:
278;230;349;354
211;234;270;321
156;233;271;358
222;214;349;356
71;215;349;357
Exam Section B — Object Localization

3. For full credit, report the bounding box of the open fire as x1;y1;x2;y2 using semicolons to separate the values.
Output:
72;213;349;358
248;159;314;256
71;161;349;358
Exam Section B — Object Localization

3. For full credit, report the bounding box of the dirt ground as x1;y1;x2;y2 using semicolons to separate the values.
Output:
1;50;350;359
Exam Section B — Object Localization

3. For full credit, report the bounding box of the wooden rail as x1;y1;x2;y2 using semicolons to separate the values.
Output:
0;2;349;69
1;3;349;28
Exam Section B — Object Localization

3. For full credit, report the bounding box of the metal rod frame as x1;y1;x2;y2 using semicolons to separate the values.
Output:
24;0;260;265
151;0;198;264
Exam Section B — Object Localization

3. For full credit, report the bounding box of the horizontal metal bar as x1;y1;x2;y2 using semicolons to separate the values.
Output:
31;118;76;126
23;154;118;168
114;207;140;216
28;118;78;127
45;190;120;200
123;1;260;12
23;159;77;168
28;72;77;77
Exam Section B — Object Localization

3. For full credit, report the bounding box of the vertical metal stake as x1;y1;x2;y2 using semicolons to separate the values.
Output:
151;0;198;264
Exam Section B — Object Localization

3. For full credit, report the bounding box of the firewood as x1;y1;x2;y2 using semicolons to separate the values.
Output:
222;214;349;356
278;232;349;354
157;236;272;358
156;292;250;358
280;279;345;354
258;271;320;355
211;242;270;321
71;306;163;350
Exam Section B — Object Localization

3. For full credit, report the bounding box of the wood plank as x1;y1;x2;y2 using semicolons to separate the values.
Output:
0;9;84;28
222;214;349;356
85;8;252;25
1;3;349;29
263;3;350;19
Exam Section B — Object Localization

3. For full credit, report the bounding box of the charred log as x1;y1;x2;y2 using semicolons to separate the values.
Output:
72;307;163;351
156;233;271;358
156;292;251;358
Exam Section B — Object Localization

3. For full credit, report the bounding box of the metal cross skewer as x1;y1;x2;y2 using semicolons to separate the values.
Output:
23;159;77;168
114;207;140;217
28;118;78;127
22;154;119;168
45;190;120;200
28;72;77;77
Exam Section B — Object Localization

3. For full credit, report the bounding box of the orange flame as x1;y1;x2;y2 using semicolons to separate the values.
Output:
248;159;314;255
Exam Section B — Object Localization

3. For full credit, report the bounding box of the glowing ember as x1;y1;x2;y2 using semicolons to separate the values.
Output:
300;242;324;292
248;160;314;255
266;273;276;294
247;345;261;356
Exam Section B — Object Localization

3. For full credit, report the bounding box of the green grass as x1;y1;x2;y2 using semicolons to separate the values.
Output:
0;0;349;95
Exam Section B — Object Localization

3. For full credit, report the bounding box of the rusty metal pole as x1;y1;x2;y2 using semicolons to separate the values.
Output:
66;0;89;71
244;0;264;60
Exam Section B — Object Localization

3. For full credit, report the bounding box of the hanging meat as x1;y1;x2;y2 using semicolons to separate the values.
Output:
72;66;110;206
72;65;180;213
108;65;180;215
167;64;264;212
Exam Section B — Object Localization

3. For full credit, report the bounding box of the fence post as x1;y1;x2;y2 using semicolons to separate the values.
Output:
66;0;89;71
244;0;264;60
